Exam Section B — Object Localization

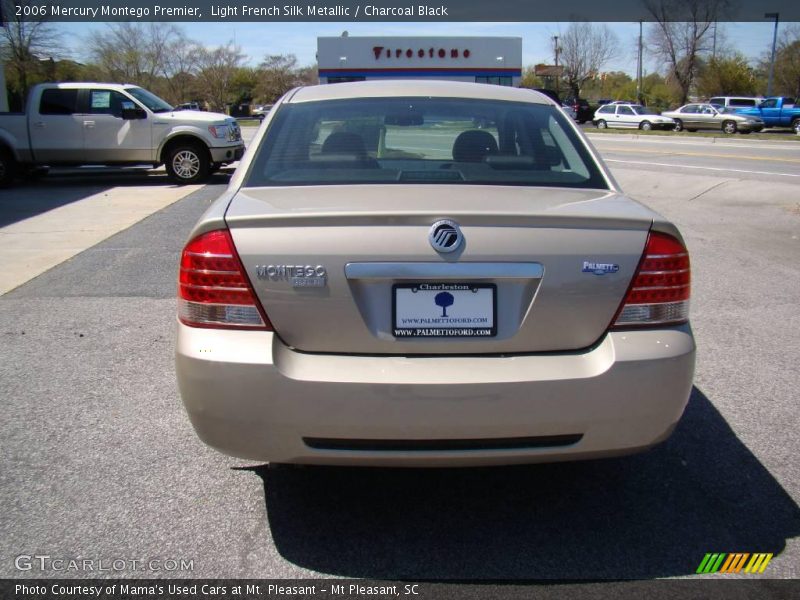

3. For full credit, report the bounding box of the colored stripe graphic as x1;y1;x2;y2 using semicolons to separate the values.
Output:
696;553;726;573
720;553;750;573
745;553;774;573
697;553;774;574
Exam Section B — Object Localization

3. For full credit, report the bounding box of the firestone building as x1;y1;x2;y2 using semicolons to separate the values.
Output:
317;36;522;87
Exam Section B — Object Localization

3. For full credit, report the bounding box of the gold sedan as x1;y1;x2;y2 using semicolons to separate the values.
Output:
662;103;765;134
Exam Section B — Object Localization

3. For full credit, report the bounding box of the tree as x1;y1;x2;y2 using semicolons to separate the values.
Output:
159;30;202;103
229;66;259;105
295;63;318;87
87;23;187;96
85;23;203;103
0;0;62;104
581;71;633;101
194;42;246;111
434;292;454;318
697;53;756;97
645;0;729;104
520;66;544;89
760;25;800;98
559;23;619;97
640;72;683;110
255;54;304;103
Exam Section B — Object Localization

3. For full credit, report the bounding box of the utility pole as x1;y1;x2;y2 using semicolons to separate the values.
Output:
636;21;643;104
712;21;717;60
553;35;561;97
765;12;780;97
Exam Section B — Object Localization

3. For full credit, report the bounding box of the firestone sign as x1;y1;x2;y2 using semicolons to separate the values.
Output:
317;36;522;86
372;46;472;60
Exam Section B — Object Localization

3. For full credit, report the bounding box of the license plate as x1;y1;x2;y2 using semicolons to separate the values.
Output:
393;283;496;338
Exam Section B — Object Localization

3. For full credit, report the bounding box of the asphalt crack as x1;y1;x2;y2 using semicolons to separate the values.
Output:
688;180;730;201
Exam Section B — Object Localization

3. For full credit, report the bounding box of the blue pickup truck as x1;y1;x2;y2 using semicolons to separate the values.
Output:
735;97;800;133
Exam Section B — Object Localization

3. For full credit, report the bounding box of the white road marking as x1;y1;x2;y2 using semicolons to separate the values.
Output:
604;158;800;178
588;134;800;151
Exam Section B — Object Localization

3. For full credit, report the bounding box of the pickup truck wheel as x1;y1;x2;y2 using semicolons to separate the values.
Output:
722;120;737;134
792;119;800;134
0;147;17;188
166;144;209;184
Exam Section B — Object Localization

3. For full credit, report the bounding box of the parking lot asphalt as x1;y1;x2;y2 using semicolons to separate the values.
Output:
0;175;202;294
0;133;799;582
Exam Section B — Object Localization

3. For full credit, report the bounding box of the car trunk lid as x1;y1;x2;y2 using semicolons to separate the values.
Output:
226;184;656;354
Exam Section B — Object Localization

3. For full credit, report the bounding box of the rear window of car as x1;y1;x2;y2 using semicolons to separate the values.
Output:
244;97;608;189
39;89;79;115
729;98;757;107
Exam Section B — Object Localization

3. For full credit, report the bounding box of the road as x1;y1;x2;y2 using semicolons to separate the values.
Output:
588;133;800;181
0;131;798;584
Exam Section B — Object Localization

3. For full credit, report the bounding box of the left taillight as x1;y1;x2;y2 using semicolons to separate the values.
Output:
178;229;272;330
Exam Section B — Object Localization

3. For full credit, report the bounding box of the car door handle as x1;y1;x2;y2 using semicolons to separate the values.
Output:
33;121;45;128
83;121;96;128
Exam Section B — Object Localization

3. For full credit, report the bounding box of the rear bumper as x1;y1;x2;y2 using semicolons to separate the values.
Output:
209;143;245;163
176;324;695;466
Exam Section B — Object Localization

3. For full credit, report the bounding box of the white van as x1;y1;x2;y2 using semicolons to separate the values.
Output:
709;96;763;109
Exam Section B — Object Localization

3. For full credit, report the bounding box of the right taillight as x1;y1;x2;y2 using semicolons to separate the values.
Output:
178;229;272;330
612;231;690;328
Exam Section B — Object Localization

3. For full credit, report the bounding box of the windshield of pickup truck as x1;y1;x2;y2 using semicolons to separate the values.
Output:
244;97;607;189
127;87;173;113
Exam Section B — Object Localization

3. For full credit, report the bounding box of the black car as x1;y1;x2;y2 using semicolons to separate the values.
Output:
563;97;593;123
531;88;562;104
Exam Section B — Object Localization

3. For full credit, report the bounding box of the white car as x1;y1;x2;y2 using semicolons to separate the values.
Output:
594;104;675;131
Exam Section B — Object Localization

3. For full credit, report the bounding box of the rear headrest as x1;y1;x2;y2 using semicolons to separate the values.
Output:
321;132;367;158
452;130;498;162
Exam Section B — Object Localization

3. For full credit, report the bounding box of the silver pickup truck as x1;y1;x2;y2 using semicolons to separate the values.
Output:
0;82;245;187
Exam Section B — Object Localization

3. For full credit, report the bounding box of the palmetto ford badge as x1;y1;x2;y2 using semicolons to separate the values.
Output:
582;261;620;275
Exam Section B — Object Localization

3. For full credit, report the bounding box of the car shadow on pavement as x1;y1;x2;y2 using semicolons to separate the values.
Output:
249;386;800;579
0;170;232;229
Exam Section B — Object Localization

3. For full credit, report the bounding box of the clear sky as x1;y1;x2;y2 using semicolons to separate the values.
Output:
55;21;781;76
